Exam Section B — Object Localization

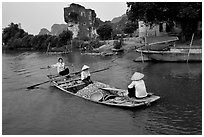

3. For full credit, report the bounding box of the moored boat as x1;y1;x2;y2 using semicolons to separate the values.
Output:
47;75;160;108
112;48;124;52
136;48;202;62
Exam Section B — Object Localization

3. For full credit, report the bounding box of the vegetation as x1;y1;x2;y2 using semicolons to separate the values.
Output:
58;30;73;46
2;23;73;50
123;22;138;36
80;39;105;52
96;24;113;40
126;2;202;41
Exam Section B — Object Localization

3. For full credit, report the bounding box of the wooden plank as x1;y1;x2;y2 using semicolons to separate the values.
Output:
57;78;81;85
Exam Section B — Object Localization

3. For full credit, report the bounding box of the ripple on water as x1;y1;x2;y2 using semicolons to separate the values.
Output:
2;51;202;135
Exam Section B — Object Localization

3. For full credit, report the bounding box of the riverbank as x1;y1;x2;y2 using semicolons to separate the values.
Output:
91;36;202;55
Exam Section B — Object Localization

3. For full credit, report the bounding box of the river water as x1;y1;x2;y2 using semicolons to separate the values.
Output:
2;50;202;135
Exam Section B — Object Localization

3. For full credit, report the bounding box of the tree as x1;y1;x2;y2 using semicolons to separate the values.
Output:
126;2;202;41
58;30;73;46
96;24;113;40
2;23;24;45
2;22;28;49
123;22;138;35
21;34;34;48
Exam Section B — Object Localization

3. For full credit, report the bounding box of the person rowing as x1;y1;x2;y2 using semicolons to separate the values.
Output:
127;72;148;99
48;57;69;77
81;65;93;84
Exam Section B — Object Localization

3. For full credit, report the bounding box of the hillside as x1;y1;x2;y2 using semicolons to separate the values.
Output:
111;14;126;24
111;14;128;33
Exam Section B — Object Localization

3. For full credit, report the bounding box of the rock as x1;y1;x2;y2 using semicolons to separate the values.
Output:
64;3;99;39
38;28;51;35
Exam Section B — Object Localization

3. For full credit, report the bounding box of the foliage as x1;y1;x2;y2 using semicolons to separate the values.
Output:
2;23;27;46
89;39;105;49
123;22;138;35
96;24;113;40
2;23;73;50
58;30;73;46
126;2;202;41
21;34;34;48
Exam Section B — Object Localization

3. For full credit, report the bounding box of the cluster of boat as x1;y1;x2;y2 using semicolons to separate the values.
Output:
135;36;202;62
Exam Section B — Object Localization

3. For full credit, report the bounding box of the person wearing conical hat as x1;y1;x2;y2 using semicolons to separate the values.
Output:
48;57;69;76
127;72;148;98
81;65;93;84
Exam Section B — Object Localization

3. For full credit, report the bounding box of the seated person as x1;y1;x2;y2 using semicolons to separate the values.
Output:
48;57;69;76
81;65;93;84
127;72;148;99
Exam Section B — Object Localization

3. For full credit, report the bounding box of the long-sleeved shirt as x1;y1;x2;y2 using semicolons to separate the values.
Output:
128;80;147;98
81;70;90;80
51;62;65;73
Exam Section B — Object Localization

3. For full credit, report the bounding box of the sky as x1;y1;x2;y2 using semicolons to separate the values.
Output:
2;2;127;35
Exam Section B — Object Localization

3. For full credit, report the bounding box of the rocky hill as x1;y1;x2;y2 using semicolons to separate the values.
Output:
38;24;68;36
111;14;126;24
64;3;99;39
111;14;128;34
38;3;128;38
38;28;51;35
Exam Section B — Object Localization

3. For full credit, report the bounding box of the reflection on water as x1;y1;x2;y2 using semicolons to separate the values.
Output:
2;50;202;135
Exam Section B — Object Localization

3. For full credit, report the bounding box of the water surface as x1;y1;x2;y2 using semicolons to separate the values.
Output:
2;50;202;135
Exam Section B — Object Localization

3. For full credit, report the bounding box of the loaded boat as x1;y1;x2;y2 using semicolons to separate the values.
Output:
47;75;160;108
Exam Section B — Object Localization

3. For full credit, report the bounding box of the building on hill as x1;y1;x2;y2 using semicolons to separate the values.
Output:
64;3;99;39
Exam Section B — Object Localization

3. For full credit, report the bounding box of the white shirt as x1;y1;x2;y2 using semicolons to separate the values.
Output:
128;80;148;98
81;70;90;80
51;62;65;73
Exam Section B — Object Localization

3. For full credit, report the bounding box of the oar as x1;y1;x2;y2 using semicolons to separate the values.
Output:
27;80;51;89
54;66;111;78
27;67;110;89
40;67;48;69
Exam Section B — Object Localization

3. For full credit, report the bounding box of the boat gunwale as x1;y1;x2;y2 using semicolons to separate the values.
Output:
50;79;160;108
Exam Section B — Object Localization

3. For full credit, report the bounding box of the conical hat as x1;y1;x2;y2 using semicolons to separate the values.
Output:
58;57;63;62
131;72;144;81
82;65;90;71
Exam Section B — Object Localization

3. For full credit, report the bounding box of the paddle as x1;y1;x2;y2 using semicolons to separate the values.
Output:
27;80;51;89
27;66;110;89
50;66;111;79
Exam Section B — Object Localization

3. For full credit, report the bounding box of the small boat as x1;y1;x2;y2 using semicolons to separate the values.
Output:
47;75;160;108
136;47;202;62
112;48;124;52
81;52;114;56
46;51;70;55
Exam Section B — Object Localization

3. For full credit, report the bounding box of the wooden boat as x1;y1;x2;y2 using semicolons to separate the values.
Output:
81;52;114;56
143;36;179;51
47;75;160;108
46;51;70;55
136;48;202;62
112;48;124;52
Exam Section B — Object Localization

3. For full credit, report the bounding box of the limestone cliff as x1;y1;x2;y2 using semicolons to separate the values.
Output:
38;28;51;35
51;24;69;36
64;3;100;39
